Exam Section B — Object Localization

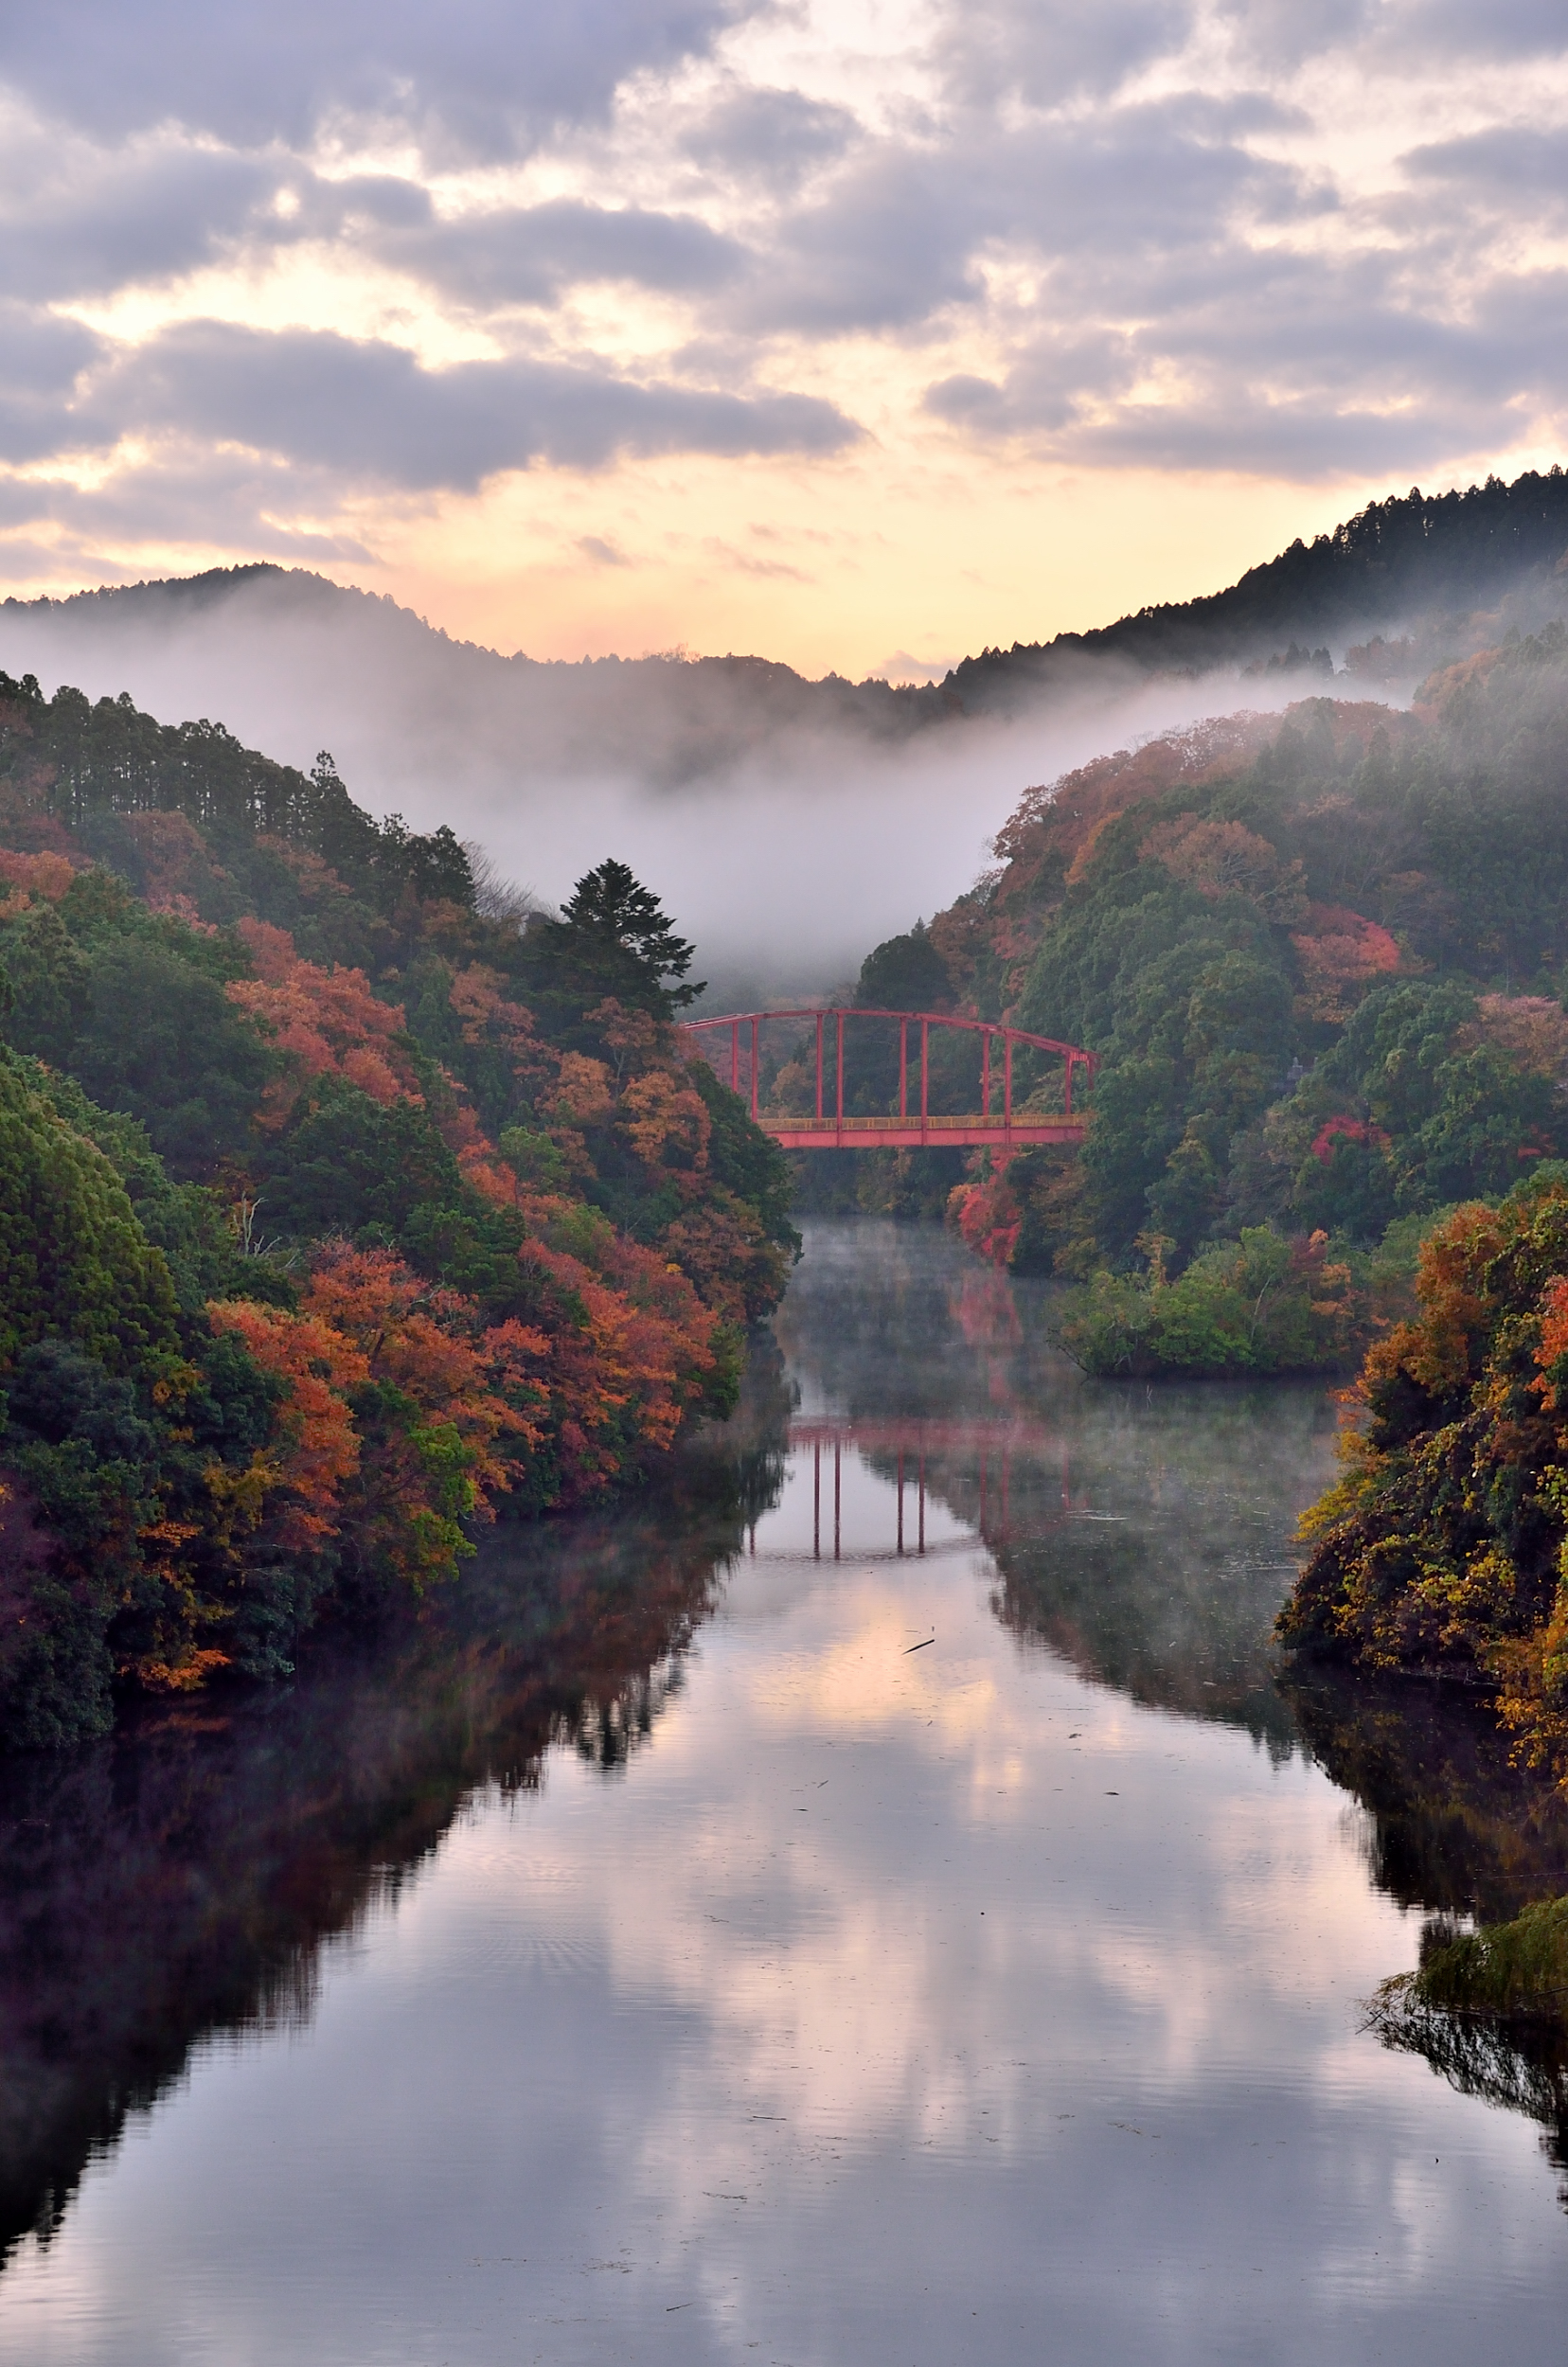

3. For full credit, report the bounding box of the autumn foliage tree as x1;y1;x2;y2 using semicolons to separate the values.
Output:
1278;1170;1568;1783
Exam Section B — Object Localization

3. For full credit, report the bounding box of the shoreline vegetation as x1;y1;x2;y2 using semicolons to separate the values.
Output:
12;458;1568;1766
1276;1172;1568;1785
0;669;795;1747
1276;1173;1568;2048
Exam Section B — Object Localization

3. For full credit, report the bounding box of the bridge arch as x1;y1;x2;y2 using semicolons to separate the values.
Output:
678;1006;1096;1150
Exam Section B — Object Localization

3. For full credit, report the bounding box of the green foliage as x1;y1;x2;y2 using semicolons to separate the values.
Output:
1277;1173;1568;1719
517;858;701;1028
0;685;790;1746
0;1471;116;1749
69;935;276;1177
855;922;952;1013
1288;982;1558;1226
0;677;471;922
0;1059;180;1374
687;1060;798;1254
265;1081;466;1237
0;878;276;1178
1056;1227;1356;1377
398;1199;533;1320
26;1065;258;1312
1385;1895;1568;2023
0;900;92;1064
499;1126;571;1194
960;633;1568;1287
1060;931;1293;1267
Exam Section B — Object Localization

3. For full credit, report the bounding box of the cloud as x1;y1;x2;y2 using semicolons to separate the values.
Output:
1403;124;1568;208
0;303;103;465
0;566;1320;995
2;0;1567;605
923;234;1568;479
1213;0;1373;69
0;133;279;303
74;321;862;489
681;86;860;191
1403;0;1568;59
734;94;1316;341
0;0;757;161
934;0;1195;106
0;435;383;563
382;199;747;310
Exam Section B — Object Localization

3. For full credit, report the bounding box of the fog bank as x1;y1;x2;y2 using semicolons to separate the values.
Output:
1;571;1341;999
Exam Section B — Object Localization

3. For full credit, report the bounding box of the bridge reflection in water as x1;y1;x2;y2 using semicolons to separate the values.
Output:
742;1415;1074;1564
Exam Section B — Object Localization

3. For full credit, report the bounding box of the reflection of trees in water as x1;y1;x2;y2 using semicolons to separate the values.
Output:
569;1659;686;1773
785;1223;1335;1755
0;1352;792;2269
1281;1666;1568;1925
1284;1664;1568;2206
1367;1994;1568;2210
977;1383;1331;1753
787;1224;1568;2200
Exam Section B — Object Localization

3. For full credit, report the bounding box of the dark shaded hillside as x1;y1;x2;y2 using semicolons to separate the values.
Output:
5;565;951;759
949;468;1568;710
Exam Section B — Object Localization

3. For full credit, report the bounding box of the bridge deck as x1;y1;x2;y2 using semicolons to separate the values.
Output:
764;1114;1085;1149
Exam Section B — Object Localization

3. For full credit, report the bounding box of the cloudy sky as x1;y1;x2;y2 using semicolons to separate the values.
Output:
4;1;1566;676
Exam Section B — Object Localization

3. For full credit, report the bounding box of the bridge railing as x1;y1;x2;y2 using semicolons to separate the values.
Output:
678;1006;1097;1130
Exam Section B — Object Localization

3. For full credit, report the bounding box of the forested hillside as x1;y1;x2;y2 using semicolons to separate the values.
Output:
826;621;1568;1373
0;669;793;1747
945;467;1568;709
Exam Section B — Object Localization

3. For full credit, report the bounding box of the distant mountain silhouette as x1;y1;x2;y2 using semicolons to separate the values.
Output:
8;465;1567;722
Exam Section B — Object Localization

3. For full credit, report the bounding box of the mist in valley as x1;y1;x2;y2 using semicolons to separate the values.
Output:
0;568;1372;1005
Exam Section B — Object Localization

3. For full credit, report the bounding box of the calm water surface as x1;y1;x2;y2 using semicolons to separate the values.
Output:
3;1219;1568;2363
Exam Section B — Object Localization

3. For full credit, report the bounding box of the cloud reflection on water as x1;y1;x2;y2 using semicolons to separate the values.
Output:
2;1221;1567;2362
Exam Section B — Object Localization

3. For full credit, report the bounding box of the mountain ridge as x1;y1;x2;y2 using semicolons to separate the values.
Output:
8;463;1567;710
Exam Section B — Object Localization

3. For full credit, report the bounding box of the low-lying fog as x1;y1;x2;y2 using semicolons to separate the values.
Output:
0;573;1383;1003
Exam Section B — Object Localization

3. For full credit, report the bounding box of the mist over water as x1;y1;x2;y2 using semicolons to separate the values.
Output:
0;574;1322;999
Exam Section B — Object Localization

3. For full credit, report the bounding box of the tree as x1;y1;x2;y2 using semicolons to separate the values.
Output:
263;1080;466;1239
854;923;953;1013
0;1060;180;1374
521;860;704;1024
70;935;276;1179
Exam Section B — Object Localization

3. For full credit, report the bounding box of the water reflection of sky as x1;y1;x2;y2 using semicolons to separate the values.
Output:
3;1226;1567;2362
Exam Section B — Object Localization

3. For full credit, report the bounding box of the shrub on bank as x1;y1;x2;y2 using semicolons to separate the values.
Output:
1053;1226;1358;1376
1380;1896;1568;2023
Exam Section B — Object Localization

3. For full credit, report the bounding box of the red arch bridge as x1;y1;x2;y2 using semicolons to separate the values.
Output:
679;1007;1096;1150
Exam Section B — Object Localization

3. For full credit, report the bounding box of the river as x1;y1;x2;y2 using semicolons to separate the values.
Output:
1;1219;1566;2362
